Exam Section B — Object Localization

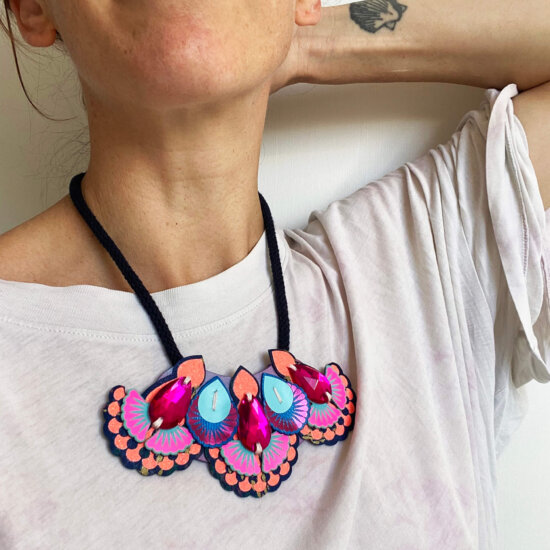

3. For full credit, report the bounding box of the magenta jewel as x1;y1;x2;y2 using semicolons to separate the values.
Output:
237;395;272;453
289;361;331;404
148;376;193;430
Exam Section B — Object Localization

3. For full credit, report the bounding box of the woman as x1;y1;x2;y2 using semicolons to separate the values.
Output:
0;0;549;548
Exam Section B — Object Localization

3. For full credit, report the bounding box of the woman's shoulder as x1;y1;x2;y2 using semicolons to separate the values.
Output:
0;201;59;283
0;196;99;286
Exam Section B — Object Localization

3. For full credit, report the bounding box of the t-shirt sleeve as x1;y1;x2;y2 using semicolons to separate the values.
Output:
451;83;550;453
285;82;550;453
453;82;550;388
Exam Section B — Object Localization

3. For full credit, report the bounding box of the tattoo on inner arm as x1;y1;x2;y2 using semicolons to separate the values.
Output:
349;0;408;34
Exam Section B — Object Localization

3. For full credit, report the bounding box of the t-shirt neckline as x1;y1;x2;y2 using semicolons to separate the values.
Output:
0;227;289;339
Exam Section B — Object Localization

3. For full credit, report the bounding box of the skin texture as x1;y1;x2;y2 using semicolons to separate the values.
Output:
0;0;321;293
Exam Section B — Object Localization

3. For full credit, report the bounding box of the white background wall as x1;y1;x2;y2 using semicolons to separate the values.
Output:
0;1;548;547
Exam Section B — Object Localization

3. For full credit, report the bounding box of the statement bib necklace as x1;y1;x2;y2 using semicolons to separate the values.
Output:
69;171;357;499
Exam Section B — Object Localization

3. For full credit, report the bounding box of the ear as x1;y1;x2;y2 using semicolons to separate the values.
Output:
8;0;57;47
295;0;322;27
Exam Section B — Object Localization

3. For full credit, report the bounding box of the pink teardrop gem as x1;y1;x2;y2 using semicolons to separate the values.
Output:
237;395;271;453
289;360;331;404
148;377;193;430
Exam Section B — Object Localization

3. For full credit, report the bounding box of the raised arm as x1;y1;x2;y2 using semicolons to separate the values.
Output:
273;0;550;210
294;0;550;92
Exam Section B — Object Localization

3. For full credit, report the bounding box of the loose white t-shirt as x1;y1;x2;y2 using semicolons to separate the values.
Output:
0;82;549;549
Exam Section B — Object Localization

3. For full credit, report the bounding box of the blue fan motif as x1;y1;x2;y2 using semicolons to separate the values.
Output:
261;373;310;434
186;376;238;447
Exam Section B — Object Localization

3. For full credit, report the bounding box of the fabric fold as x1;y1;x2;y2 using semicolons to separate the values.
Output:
471;83;550;385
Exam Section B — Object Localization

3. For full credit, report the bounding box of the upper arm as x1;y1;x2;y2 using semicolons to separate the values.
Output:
512;80;550;210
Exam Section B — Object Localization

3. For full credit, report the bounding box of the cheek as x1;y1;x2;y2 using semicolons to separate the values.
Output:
121;16;282;103
67;3;296;107
126;17;239;101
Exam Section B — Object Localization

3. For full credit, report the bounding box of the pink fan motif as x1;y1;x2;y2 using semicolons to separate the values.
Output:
220;438;261;477
219;431;291;476
145;425;194;455
261;432;291;473
325;363;347;409
121;389;151;442
308;401;341;428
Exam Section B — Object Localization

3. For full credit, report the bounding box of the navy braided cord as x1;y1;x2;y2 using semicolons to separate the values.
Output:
68;171;290;366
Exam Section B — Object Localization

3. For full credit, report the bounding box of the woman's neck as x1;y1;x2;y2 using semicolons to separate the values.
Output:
75;167;265;293
74;78;270;292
